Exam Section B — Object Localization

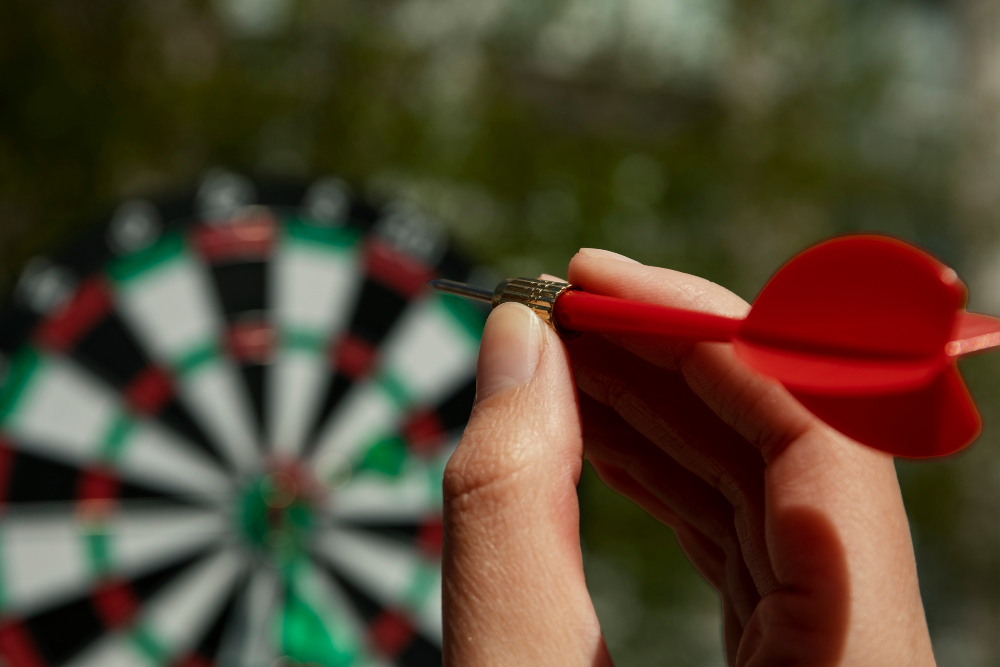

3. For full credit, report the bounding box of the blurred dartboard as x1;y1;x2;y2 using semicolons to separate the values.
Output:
0;170;486;667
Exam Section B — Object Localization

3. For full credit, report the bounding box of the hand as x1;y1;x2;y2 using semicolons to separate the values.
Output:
441;249;936;666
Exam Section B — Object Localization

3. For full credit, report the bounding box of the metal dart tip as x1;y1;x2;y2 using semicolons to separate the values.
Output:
428;279;494;304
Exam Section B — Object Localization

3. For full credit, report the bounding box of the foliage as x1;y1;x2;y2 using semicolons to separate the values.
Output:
1;0;998;663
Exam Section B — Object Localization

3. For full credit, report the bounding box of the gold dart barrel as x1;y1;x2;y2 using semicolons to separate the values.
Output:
429;277;576;329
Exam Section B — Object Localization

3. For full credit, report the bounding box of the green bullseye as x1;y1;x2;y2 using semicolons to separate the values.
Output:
239;469;317;563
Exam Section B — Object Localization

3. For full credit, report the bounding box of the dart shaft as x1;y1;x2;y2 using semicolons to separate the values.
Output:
428;279;494;303
554;290;741;341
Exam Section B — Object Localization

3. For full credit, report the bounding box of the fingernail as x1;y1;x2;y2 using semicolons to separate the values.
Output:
579;248;640;263
476;303;542;401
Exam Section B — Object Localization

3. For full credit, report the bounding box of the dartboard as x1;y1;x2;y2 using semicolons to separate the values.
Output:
0;170;485;667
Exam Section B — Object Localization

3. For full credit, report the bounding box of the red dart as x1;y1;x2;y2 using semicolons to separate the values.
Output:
431;235;1000;459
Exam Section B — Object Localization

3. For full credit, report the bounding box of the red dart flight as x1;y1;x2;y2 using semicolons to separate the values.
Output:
431;235;1000;459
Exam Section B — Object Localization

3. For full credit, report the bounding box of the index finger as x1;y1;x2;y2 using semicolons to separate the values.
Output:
567;248;815;462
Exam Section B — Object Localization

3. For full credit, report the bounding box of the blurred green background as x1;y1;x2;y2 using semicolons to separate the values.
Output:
4;0;1000;664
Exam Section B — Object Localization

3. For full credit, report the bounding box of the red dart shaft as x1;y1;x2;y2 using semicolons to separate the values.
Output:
554;290;743;341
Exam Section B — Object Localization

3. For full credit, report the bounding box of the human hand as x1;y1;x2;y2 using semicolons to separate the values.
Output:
441;249;936;666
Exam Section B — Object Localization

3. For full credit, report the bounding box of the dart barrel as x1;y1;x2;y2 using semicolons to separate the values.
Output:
490;277;576;330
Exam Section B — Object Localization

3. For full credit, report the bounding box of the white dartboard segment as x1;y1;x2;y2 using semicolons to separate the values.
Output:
311;382;401;483
326;443;455;524
268;223;362;457
0;350;230;503
137;547;246;654
214;566;281;667
63;548;245;667
0;507;227;617
109;236;260;472
376;295;481;407
310;294;479;483
316;527;443;642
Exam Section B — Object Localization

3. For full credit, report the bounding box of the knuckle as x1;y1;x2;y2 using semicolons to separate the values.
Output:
442;401;532;507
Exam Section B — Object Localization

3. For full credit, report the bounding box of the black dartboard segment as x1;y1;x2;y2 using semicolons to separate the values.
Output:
0;171;486;667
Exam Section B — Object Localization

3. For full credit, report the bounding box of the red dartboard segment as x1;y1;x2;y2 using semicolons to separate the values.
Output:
190;217;278;263
364;240;435;299
124;366;175;415
0;621;47;667
225;321;277;366
331;335;378;380
33;278;114;352
91;579;140;629
368;610;417;659
0;440;15;513
172;655;214;667
400;377;477;457
416;518;444;558
76;467;120;505
401;411;446;456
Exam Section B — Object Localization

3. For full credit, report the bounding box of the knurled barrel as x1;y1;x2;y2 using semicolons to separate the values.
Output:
491;277;576;328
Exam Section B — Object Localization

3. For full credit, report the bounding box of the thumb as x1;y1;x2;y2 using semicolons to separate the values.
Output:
442;303;610;666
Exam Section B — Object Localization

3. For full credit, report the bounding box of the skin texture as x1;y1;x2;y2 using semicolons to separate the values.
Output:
442;249;937;666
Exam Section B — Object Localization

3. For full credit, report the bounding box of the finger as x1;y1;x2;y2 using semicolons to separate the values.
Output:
570;250;934;664
442;303;609;666
567;250;816;462
569;335;776;595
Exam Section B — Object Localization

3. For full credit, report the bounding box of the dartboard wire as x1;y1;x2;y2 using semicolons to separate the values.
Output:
98;173;377;475
0;172;371;485
0;268;236;492
184;171;372;464
0;171;361;424
122;546;248;665
0;349;233;507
